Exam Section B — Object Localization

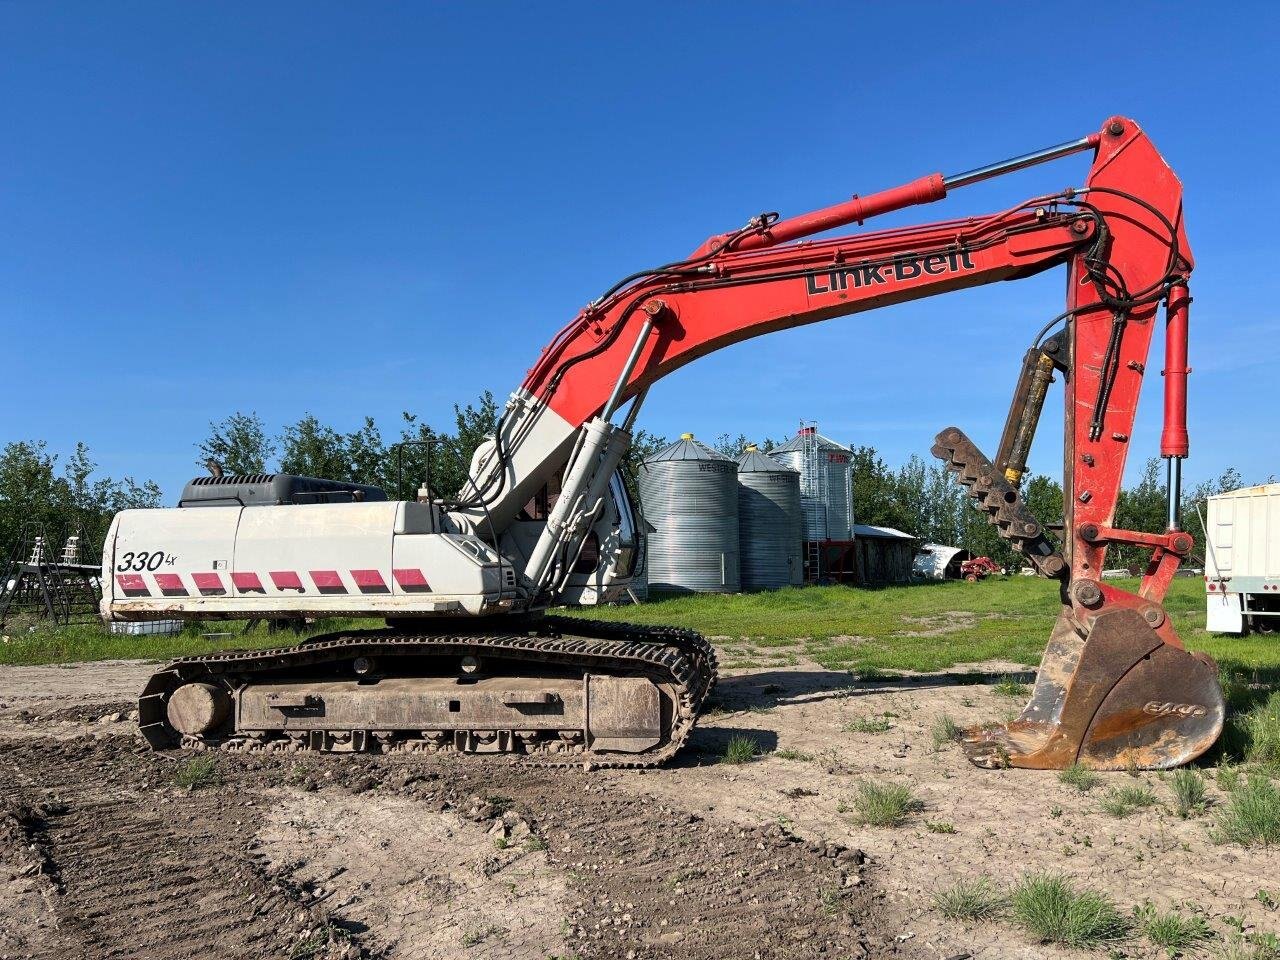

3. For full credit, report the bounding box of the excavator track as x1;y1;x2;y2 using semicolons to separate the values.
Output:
931;426;1067;579
139;617;717;769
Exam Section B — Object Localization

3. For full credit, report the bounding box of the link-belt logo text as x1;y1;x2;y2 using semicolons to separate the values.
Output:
805;248;976;296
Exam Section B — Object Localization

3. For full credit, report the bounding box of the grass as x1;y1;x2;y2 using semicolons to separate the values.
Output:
932;875;1005;921
993;675;1029;698
930;714;962;750
845;715;892;734
1010;872;1128;948
850;780;924;827
554;576;1264;677
1098;784;1157;818
1170;768;1209;818
459;924;504;948
925;820;956;834
773;748;814;762
720;735;759;764
14;576;1279;690
1134;904;1211;952
1058;763;1101;793
1218;763;1243;793
172;755;219;789
0;615;379;666
1213;774;1280;847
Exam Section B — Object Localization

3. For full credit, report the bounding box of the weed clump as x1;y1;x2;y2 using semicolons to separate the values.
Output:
845;716;892;734
1010;872;1128;947
1170;768;1208;818
721;735;759;765
930;714;962;750
1213;774;1280;847
993;675;1029;698
1098;784;1157;818
1135;903;1210;951
773;748;814;762
173;755;219;790
1058;763;1100;793
850;780;924;827
932;875;1005;921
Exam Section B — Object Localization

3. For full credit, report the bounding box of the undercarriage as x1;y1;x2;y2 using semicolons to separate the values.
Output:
139;617;717;768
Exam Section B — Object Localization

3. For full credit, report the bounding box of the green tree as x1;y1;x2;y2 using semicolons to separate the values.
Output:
396;391;501;500
198;412;275;475
0;440;160;557
278;414;351;480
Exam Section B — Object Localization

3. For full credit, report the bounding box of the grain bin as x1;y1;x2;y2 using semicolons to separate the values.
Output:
638;434;740;593
735;446;803;589
770;426;854;540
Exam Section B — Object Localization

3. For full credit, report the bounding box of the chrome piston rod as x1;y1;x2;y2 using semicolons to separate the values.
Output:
944;134;1097;191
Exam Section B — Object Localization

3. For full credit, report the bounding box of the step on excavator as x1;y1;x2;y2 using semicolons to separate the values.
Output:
103;116;1223;770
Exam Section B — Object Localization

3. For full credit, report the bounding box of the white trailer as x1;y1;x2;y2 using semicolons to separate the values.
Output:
1205;484;1280;634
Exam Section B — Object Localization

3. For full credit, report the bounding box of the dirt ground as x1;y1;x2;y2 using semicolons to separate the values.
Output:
0;649;1274;960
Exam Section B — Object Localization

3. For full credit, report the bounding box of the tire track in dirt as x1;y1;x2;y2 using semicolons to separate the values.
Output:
0;739;359;960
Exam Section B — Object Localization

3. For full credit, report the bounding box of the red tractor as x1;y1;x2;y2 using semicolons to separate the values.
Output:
960;556;1001;582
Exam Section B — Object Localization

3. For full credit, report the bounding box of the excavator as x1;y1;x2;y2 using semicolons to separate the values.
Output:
102;115;1224;771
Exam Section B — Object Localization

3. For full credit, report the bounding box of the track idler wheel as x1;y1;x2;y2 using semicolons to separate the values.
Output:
962;606;1224;770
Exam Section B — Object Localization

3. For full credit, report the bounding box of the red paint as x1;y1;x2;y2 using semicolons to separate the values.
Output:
232;571;264;592
1161;283;1191;458
270;571;304;590
309;570;346;593
350;569;388;592
116;573;149;596
191;572;226;595
393;568;431;592
153;573;187;596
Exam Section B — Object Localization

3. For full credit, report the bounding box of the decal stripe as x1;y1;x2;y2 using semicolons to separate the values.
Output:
393;568;432;593
116;573;150;597
350;569;389;594
192;572;226;596
270;571;304;590
153;573;188;597
309;570;347;595
232;571;265;593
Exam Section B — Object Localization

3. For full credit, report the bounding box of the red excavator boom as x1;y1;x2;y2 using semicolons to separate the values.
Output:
510;116;1221;769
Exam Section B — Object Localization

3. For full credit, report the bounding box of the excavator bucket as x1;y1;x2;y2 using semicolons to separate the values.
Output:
961;607;1224;770
932;427;1225;770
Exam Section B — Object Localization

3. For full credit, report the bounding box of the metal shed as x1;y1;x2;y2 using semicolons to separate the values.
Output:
913;543;977;581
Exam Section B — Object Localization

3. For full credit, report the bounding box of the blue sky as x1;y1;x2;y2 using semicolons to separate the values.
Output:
2;3;1275;501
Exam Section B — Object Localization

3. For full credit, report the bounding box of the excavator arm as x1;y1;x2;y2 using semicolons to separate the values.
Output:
454;115;1220;769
